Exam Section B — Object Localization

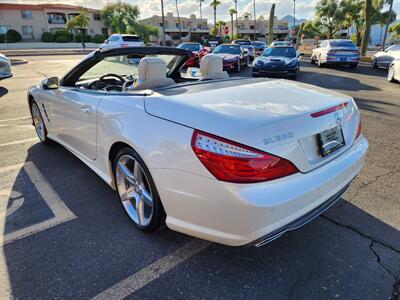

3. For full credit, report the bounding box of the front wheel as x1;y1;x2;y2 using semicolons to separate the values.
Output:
349;63;358;68
317;56;324;68
114;148;165;231
388;65;396;82
31;101;50;144
371;57;378;68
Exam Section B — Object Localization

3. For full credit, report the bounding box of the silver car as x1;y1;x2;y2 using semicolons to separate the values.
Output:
311;39;360;68
371;44;400;69
0;53;12;80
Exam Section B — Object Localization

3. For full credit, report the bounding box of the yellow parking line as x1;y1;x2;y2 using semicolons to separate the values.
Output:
92;239;211;300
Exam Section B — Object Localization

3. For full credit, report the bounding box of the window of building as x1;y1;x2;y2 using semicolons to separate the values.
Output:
68;13;79;20
0;25;8;34
21;10;33;20
47;12;67;24
101;28;108;35
22;26;33;36
93;13;101;21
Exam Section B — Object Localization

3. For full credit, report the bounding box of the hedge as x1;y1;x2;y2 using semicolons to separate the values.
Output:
75;34;92;43
92;34;106;43
55;35;69;43
0;29;22;43
54;29;72;42
41;32;55;42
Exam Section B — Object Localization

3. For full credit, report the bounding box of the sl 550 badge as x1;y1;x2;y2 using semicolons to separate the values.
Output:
263;132;294;145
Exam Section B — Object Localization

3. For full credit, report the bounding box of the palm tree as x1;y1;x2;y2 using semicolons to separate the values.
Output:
216;20;225;36
210;0;221;31
229;7;237;41
360;0;372;56
268;4;275;45
198;0;204;19
175;0;182;44
233;0;238;36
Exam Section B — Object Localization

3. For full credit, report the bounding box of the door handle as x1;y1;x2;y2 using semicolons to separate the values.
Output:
80;106;92;114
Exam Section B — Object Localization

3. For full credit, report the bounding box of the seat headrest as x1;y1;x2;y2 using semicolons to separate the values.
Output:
200;54;224;76
138;57;167;81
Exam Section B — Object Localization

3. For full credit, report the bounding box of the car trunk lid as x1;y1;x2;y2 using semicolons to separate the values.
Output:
145;79;360;173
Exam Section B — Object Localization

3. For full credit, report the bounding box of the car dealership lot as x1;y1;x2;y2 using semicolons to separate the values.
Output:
0;55;399;299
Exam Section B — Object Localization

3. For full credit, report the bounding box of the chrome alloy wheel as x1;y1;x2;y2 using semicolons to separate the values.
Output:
31;102;46;142
116;155;154;227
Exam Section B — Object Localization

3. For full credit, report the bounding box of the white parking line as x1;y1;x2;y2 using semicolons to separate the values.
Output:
0;162;77;245
92;239;211;300
0;138;38;148
0;116;30;123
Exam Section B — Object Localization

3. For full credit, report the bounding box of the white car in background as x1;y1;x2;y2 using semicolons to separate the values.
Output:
371;44;400;69
100;34;144;50
0;53;12;80
388;58;400;83
27;46;368;247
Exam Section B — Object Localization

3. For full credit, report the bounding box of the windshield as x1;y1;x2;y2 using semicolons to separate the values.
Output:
234;40;251;45
263;47;297;58
252;42;266;47
122;36;142;42
177;43;201;52
213;45;241;54
329;40;356;48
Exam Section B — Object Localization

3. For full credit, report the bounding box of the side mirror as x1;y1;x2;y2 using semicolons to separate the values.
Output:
243;49;249;54
42;76;59;90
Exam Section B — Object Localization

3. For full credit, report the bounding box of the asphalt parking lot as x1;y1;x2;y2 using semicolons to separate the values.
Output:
0;55;399;299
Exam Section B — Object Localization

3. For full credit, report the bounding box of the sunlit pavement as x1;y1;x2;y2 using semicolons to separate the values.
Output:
0;55;399;299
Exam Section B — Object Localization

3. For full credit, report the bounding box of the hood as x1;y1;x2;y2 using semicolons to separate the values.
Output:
145;78;359;172
213;53;239;61
256;56;295;65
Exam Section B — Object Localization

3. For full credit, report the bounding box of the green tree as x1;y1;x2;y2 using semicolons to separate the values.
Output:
378;10;397;44
360;0;372;56
295;22;305;49
315;0;345;38
388;22;400;39
101;2;139;34
66;7;90;48
340;0;363;45
129;24;159;43
229;7;237;41
210;0;221;33
268;4;275;44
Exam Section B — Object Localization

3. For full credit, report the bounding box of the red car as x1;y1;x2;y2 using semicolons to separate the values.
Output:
212;44;249;72
178;42;210;67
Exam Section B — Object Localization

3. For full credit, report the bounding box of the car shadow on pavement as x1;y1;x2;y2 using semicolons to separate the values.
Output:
2;142;400;299
299;71;380;92
354;97;399;115
0;87;8;97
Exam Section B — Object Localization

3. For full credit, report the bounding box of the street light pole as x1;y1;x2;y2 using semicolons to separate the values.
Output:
161;0;166;46
293;0;296;38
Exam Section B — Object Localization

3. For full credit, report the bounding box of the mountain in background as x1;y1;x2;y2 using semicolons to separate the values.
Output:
280;15;307;26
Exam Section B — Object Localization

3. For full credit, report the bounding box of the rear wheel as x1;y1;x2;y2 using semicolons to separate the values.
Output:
114;148;164;231
310;56;316;64
31;101;49;144
388;65;396;82
371;57;378;68
349;63;358;68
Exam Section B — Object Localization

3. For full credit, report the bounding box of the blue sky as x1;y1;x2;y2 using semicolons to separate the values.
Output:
7;0;400;22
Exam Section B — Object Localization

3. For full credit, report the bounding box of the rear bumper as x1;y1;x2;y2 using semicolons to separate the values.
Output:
321;56;359;65
152;137;368;246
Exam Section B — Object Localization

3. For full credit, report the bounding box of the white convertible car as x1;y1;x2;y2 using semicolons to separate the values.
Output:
28;47;368;246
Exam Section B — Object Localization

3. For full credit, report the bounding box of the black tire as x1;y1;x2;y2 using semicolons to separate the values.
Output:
30;100;50;144
388;65;396;83
235;59;241;73
349;63;358;68
310;56;316;64
113;147;165;232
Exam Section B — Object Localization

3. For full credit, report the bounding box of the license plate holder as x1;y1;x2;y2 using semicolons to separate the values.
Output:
317;126;345;157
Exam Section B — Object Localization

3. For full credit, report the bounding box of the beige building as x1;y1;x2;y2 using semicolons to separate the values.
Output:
0;3;108;41
224;15;289;40
140;13;209;43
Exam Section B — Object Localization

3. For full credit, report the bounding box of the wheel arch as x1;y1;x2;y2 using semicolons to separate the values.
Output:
27;94;35;125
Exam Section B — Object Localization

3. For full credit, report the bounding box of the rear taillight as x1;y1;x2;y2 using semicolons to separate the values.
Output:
191;130;299;183
120;43;129;47
311;102;348;118
356;116;362;139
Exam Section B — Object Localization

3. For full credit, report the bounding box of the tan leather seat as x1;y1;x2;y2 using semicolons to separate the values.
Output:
134;57;175;90
199;54;229;81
